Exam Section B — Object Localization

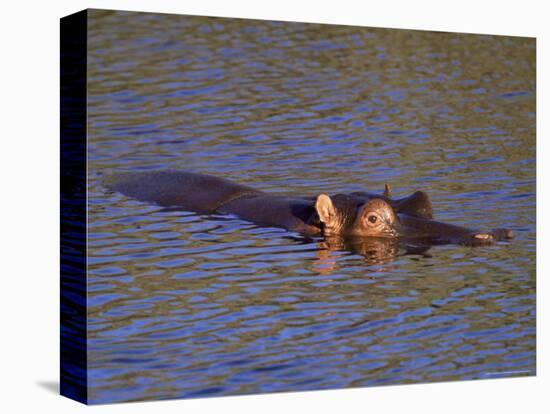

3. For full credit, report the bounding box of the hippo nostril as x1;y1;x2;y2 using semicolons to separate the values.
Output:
470;232;495;246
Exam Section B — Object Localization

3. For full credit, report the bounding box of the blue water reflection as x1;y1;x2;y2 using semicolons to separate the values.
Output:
86;10;535;403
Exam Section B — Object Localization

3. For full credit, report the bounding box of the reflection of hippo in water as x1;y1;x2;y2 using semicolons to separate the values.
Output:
105;170;513;247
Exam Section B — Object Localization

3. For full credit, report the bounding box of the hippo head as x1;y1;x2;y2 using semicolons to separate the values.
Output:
314;194;399;238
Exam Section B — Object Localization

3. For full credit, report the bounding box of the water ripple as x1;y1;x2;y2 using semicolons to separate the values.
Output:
85;11;535;404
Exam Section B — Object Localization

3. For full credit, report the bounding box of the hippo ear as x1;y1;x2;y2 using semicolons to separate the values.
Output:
315;194;336;225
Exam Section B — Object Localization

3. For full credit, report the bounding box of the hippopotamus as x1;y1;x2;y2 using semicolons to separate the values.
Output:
105;170;513;247
313;192;512;246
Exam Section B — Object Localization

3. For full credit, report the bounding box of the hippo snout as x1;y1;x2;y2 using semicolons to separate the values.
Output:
491;228;514;240
469;228;513;246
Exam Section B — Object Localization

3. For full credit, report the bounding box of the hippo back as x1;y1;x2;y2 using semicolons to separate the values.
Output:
105;170;262;212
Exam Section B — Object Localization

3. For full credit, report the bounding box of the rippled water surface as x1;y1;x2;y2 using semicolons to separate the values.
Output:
86;10;535;403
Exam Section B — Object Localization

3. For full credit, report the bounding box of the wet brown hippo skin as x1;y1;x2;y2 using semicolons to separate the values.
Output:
347;190;433;220
343;188;511;245
217;194;322;235
107;172;398;237
106;170;423;236
243;191;513;246
397;214;514;246
313;193;512;246
313;195;399;237
107;170;433;218
107;170;326;235
104;170;263;213
300;183;433;220
106;170;512;245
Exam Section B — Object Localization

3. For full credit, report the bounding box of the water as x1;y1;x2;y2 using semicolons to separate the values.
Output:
85;10;536;404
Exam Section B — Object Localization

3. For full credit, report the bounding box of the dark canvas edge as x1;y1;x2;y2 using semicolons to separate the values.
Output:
60;9;88;405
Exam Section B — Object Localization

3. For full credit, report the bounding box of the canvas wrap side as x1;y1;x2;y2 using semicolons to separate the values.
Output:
60;9;88;405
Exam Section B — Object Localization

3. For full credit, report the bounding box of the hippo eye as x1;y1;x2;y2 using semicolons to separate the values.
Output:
367;214;378;224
